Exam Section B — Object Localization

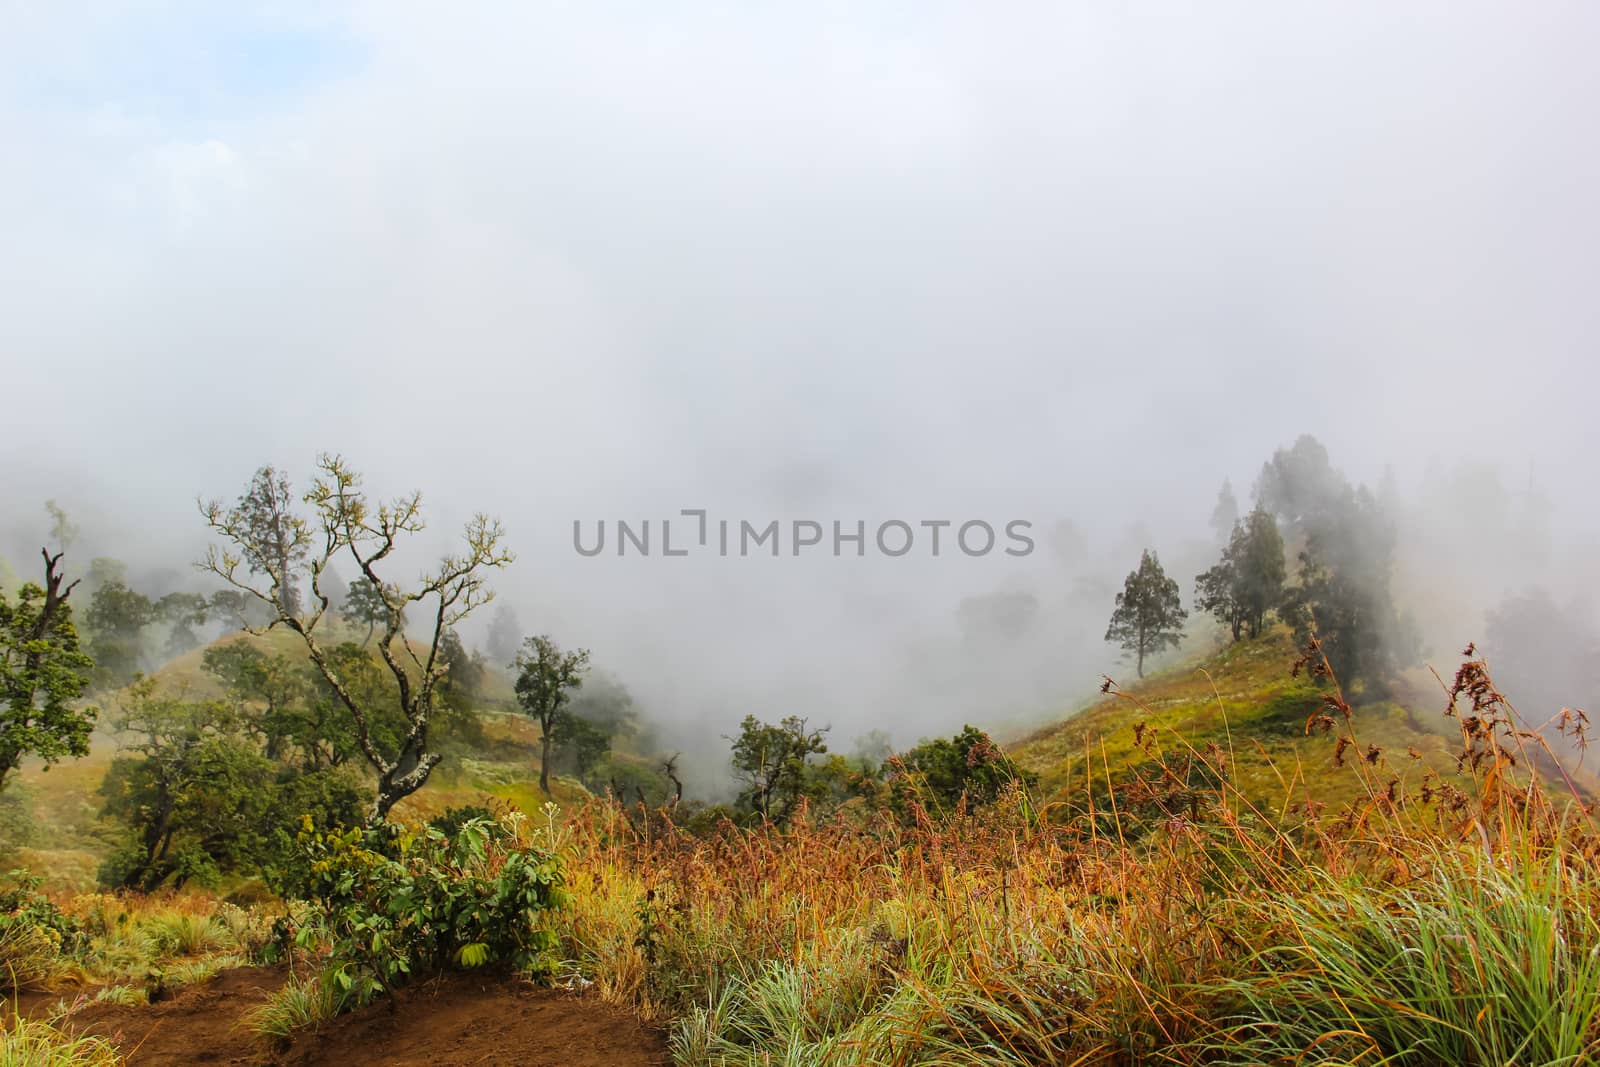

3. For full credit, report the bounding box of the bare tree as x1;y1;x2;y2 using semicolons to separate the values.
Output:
661;752;683;807
200;454;513;821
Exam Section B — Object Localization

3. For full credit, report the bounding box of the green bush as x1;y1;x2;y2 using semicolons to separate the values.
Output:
0;871;84;990
286;816;565;1006
0;872;82;953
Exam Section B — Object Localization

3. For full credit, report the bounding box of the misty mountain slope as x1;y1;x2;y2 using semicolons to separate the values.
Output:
1008;630;1504;813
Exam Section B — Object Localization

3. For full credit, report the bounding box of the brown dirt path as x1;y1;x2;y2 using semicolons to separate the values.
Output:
37;968;669;1067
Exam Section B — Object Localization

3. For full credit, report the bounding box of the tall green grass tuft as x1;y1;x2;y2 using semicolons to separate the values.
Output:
0;1015;118;1067
1201;842;1600;1065
243;971;351;1041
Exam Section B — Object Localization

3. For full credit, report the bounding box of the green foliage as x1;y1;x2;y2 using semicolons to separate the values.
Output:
1258;435;1417;689
341;575;400;647
1279;486;1417;690
1194;506;1286;641
255;766;369;894
305;642;408;762
229;466;309;617
552;713;613;788
889;726;1037;818
0;871;85;991
98;661;370;892
433;628;489;751
545;669;642;791
83;578;157;687
0;552;97;788
0;786;36;847
202;454;514;820
286;816;565;1005
1254;433;1346;537
513;635;590;794
729;715;828;823
1104;549;1186;677
97;682;276;890
1206;851;1600;1065
156;592;210;658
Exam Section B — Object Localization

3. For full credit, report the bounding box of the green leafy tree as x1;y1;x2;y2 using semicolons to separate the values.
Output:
298;643;408;768
200;641;372;769
201;454;514;821
728;714;828;823
1104;549;1187;678
98;679;274;890
1258;437;1417;690
434;628;488;750
0;550;97;789
157;591;210;658
343;575;403;647
552;714;612;789
84;578;158;686
232;466;309;617
512;635;589;794
1255;435;1348;538
1194;507;1286;641
202;641;302;759
1280;487;1417;691
547;672;637;791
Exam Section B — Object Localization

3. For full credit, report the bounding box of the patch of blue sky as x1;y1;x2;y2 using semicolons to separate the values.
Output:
12;7;368;130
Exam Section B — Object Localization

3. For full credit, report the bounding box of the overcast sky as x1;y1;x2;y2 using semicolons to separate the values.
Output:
3;3;1596;758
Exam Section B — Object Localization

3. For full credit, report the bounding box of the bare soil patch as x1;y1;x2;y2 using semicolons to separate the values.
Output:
31;968;669;1067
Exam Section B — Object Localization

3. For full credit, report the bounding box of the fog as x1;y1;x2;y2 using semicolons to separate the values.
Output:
3;4;1597;786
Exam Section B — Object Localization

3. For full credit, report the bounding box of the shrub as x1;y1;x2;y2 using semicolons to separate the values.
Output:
0;872;83;991
287;815;565;1005
146;912;234;958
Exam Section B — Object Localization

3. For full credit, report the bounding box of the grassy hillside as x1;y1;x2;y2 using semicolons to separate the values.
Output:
1008;628;1555;816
